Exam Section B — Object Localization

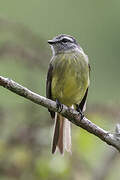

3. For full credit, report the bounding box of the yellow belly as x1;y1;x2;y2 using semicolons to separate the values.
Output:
51;52;89;106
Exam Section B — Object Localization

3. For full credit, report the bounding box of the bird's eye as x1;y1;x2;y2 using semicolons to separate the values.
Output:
62;38;68;43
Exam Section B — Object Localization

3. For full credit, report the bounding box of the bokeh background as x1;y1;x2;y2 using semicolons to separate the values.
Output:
0;0;120;180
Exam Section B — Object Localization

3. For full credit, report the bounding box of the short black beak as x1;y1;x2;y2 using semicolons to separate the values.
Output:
48;40;55;45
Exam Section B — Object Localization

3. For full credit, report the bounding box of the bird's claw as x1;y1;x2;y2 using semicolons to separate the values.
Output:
56;99;63;113
76;104;84;120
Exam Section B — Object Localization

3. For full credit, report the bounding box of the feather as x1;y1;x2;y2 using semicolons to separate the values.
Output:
52;113;71;154
64;118;72;153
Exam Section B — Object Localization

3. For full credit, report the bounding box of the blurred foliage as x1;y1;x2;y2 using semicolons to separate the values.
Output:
0;0;119;180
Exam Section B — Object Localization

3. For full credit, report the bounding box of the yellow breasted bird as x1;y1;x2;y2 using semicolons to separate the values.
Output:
46;34;90;154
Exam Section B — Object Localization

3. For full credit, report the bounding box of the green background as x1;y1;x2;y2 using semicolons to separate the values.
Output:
0;0;119;179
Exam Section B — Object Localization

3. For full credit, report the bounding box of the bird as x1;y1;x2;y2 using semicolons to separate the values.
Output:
46;34;90;154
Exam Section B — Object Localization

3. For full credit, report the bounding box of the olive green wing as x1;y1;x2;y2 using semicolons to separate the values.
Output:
46;63;55;118
78;88;88;112
88;64;91;75
78;63;91;112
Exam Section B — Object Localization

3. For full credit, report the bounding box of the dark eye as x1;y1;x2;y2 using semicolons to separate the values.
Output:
62;38;68;43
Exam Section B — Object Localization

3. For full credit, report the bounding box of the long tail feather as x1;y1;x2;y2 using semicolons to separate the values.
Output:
64;118;72;153
52;113;60;154
52;113;71;154
57;117;64;154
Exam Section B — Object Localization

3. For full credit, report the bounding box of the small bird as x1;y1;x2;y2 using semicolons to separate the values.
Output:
46;34;90;154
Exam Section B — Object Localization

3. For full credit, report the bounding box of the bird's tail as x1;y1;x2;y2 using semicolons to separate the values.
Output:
52;113;71;154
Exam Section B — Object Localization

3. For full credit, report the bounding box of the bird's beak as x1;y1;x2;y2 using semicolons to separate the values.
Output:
48;40;55;45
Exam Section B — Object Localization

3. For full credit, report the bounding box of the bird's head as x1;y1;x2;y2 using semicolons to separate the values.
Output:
48;34;79;55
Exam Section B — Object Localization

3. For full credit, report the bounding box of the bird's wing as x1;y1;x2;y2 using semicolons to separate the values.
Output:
88;63;91;75
79;88;88;112
46;63;55;118
79;63;91;112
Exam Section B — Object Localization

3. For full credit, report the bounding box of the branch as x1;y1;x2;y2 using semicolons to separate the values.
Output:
0;75;120;152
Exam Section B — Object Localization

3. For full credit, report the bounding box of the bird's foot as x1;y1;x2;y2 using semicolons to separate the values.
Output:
76;104;84;120
56;99;63;113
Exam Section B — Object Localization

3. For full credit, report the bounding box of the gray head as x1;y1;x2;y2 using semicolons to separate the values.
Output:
48;34;80;55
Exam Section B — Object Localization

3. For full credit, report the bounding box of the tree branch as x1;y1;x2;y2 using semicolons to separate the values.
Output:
0;75;120;152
